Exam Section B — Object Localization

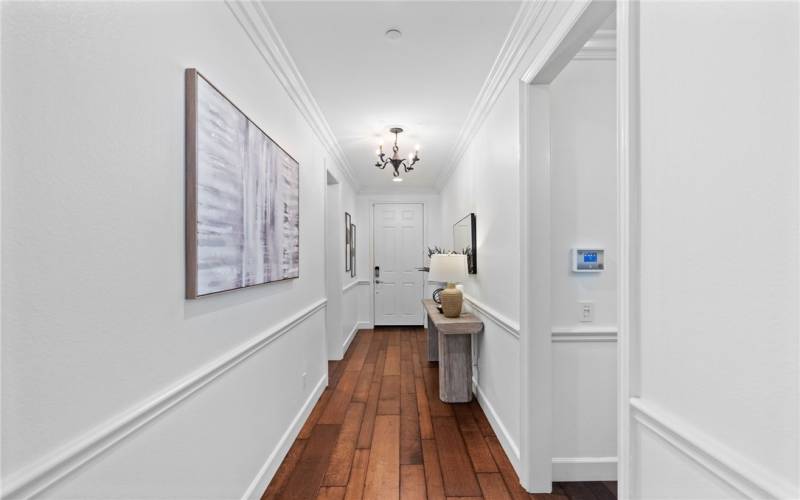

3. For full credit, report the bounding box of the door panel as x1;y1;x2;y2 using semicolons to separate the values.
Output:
373;203;424;325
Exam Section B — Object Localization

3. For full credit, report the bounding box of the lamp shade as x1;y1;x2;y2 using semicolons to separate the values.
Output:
428;254;468;284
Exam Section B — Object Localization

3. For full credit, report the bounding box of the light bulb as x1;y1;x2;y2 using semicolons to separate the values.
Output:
408;152;415;160
392;177;403;182
415;144;420;151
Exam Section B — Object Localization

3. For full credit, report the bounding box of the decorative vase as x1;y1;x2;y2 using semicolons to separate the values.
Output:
440;283;462;318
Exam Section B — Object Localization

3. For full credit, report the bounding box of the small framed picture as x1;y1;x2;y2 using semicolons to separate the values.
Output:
345;212;351;271
350;225;356;278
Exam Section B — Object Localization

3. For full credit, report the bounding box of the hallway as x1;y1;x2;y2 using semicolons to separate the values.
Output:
263;328;617;500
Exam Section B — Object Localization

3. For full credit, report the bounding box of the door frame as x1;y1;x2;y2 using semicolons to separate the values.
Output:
323;167;344;360
517;0;631;493
369;201;426;327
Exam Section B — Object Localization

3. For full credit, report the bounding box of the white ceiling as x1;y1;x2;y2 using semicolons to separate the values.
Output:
265;1;522;191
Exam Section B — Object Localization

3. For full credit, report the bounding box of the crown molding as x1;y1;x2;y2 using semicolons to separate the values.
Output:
574;29;616;60
434;0;558;191
226;1;359;190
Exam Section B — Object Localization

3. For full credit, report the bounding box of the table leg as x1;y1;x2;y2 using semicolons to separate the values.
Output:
438;333;472;403
427;315;439;362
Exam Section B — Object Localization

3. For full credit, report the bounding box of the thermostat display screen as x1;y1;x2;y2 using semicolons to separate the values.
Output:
573;249;604;272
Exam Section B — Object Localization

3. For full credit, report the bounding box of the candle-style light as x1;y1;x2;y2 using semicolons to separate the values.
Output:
374;127;421;178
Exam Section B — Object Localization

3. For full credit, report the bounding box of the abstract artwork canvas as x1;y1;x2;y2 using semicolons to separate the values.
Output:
185;69;300;298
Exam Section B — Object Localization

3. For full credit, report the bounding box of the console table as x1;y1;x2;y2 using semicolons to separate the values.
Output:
422;299;484;403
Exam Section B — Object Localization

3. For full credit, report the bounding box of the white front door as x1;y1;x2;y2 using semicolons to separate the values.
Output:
373;203;424;325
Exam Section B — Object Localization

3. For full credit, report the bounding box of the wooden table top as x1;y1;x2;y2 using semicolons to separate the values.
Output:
422;298;483;335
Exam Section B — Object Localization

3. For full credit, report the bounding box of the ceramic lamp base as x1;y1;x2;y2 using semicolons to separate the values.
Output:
440;283;463;318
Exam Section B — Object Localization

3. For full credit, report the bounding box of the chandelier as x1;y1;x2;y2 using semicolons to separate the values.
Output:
375;127;420;178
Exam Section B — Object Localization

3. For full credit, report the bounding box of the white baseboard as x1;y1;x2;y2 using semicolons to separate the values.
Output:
1;299;327;500
472;379;520;471
342;322;359;353
552;457;617;481
240;374;327;500
357;321;373;330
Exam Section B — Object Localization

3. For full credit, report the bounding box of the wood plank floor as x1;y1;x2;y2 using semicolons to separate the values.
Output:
263;327;617;500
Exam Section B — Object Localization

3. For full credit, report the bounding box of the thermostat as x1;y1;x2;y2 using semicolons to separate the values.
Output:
572;248;604;272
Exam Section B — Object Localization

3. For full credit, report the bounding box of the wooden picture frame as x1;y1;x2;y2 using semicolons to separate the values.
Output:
185;68;300;298
350;224;356;278
345;212;351;271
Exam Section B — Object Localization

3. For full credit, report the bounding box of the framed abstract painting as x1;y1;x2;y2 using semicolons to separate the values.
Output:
185;68;300;298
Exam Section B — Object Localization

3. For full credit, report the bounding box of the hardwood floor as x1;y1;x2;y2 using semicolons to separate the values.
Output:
263;327;617;500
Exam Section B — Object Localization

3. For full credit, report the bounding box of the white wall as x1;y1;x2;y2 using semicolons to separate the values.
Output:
356;192;442;327
549;58;617;480
340;178;361;350
439;82;523;468
1;2;357;498
631;1;799;497
550;59;617;328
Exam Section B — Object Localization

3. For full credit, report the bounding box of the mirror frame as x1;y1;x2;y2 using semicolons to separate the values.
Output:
453;213;477;274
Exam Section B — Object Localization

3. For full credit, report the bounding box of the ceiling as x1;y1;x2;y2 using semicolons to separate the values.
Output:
265;1;522;191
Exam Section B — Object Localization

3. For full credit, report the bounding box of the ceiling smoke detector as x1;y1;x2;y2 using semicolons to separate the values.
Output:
384;28;402;40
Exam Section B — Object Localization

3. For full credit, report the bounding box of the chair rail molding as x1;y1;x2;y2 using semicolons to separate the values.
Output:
342;280;360;293
2;299;328;500
225;1;358;189
630;398;797;500
551;325;617;342
463;294;520;338
434;0;558;190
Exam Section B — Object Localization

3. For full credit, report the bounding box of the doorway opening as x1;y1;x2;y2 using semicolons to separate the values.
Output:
519;0;618;493
325;169;344;360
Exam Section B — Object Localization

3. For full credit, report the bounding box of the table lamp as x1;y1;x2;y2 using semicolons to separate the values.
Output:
428;254;468;318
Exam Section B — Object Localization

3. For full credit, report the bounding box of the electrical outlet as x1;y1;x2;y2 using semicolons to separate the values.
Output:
302;372;307;390
579;301;594;323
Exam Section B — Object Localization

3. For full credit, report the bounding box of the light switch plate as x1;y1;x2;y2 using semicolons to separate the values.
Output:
579;301;594;323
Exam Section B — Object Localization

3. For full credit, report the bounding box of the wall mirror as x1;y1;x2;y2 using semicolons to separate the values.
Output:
453;213;477;274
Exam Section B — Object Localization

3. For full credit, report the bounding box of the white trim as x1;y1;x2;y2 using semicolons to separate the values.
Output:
473;379;520;469
356;280;370;286
240;374;327;500
616;3;639;498
463;294;520;338
357;320;374;330
630;398;797;500
435;0;558;190
552;456;618;482
342;280;360;293
521;0;593;83
225;1;358;189
342;321;359;353
1;299;327;500
551;326;617;342
574;29;616;60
